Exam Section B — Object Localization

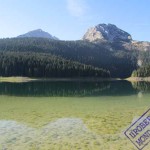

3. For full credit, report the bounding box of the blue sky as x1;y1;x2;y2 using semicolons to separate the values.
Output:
0;0;150;41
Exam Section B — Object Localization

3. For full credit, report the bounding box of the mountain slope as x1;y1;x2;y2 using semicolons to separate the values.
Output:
82;23;150;52
18;29;59;40
83;24;132;42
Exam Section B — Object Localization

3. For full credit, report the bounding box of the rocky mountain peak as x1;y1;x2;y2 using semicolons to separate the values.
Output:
35;29;44;32
83;23;132;42
18;29;59;40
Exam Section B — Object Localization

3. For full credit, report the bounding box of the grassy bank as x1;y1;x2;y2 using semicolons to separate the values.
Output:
126;77;150;82
0;77;120;83
0;77;37;83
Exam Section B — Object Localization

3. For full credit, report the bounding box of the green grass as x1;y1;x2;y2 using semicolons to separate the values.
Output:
0;95;150;149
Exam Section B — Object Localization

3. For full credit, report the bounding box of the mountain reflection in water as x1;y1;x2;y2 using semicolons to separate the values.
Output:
0;80;147;97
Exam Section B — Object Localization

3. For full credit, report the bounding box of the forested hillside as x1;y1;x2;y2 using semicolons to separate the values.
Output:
0;38;139;78
0;52;110;78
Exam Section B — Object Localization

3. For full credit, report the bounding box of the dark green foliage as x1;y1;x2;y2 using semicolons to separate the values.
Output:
111;50;137;78
132;65;150;77
131;50;150;77
0;52;110;78
0;38;138;78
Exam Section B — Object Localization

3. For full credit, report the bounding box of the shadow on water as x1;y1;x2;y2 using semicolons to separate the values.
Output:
0;80;145;97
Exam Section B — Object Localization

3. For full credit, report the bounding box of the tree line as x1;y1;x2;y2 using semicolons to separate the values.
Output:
0;52;110;78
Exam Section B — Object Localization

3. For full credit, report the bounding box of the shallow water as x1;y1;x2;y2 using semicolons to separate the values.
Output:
0;80;150;150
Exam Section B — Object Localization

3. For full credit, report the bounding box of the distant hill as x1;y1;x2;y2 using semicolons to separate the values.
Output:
18;29;59;40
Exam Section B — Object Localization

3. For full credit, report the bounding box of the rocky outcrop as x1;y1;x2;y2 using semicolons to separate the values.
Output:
83;24;132;42
120;41;150;51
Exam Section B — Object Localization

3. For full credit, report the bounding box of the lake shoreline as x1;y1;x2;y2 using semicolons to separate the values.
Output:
0;76;121;83
1;76;150;83
126;77;150;82
0;77;37;83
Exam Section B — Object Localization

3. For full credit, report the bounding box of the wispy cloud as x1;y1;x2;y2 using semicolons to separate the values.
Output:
66;0;88;17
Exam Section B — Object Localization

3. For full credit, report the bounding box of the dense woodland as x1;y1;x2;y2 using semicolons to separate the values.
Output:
0;38;141;78
0;52;110;78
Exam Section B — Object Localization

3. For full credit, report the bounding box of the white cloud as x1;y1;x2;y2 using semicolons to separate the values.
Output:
66;0;88;17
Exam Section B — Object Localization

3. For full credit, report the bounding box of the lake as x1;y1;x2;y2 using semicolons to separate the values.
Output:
0;80;150;150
